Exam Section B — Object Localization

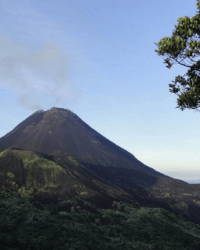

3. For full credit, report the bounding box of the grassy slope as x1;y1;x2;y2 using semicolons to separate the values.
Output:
0;148;66;198
0;148;133;204
0;187;200;250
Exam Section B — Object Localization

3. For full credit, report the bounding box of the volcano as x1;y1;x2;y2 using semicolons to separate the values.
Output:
1;107;200;224
0;107;165;185
0;107;158;172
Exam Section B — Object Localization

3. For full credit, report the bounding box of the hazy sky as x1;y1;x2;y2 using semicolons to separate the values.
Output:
0;0;199;181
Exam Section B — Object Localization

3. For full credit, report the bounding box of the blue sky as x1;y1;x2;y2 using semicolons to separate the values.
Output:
0;0;199;182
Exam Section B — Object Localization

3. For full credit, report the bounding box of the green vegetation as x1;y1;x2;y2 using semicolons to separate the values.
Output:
68;156;80;166
0;187;200;250
155;0;200;112
163;193;170;197
6;180;19;189
181;193;192;196
0;150;5;157
18;186;34;198
6;172;15;178
0;149;67;199
21;153;64;172
20;153;65;189
80;191;88;196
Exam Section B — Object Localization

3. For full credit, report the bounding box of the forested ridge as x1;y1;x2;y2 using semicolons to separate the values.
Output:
0;187;200;250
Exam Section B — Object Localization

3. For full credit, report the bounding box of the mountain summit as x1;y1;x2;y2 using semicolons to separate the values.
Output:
0;107;163;182
0;107;139;163
1;107;200;224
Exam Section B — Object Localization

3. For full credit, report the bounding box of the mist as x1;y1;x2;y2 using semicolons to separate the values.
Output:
0;35;80;110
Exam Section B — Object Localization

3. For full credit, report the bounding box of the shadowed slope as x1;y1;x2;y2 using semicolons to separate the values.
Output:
0;147;133;206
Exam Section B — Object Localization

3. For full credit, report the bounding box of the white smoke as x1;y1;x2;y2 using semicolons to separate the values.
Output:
0;35;80;110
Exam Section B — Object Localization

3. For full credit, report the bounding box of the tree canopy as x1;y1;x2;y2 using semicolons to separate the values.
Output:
155;0;200;112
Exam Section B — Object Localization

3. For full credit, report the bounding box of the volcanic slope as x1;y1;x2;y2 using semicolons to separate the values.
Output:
0;147;132;207
0;107;167;189
1;107;200;224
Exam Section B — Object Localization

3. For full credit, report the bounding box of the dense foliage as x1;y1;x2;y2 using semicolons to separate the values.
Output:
155;0;200;112
0;187;200;250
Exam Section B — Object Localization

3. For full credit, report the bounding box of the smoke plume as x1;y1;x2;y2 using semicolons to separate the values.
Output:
0;35;80;110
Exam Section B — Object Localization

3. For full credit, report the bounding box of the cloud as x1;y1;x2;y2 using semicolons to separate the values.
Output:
0;35;81;110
